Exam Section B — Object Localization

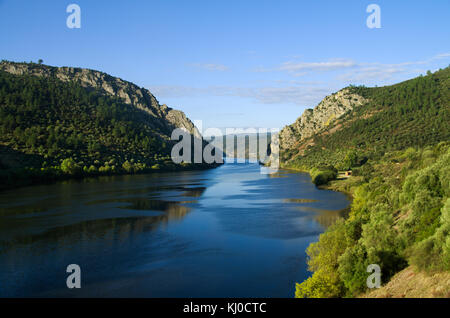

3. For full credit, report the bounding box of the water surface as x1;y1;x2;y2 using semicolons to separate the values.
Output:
0;161;349;297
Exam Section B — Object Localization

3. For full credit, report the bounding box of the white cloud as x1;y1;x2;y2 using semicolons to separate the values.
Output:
337;52;450;83
433;53;450;60
278;59;356;72
149;85;331;106
190;63;229;71
255;58;356;76
337;65;408;82
151;52;450;107
228;86;330;105
255;52;450;80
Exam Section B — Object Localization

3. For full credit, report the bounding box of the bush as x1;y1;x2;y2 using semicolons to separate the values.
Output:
295;269;343;298
337;243;369;296
352;162;374;182
87;165;98;174
122;160;134;173
311;168;338;186
99;165;111;173
60;158;80;175
409;198;450;271
399;150;450;246
295;220;348;297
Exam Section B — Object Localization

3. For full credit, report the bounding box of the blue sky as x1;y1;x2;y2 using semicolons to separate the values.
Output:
1;0;449;132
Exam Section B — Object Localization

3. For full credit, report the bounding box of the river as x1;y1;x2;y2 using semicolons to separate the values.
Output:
0;161;349;297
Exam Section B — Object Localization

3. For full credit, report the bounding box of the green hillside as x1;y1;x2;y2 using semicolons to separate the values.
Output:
284;67;450;170
288;68;450;297
0;64;215;189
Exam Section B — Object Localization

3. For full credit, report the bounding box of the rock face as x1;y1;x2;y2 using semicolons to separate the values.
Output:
0;61;200;138
275;88;367;156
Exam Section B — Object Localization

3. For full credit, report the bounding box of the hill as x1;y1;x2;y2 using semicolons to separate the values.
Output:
279;67;450;170
0;61;216;189
278;68;450;298
206;132;272;160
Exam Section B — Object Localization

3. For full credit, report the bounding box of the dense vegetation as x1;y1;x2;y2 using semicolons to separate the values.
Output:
0;69;213;189
290;68;450;297
284;67;450;171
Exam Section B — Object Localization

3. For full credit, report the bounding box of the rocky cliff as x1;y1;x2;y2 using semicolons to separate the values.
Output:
0;61;201;139
274;88;367;161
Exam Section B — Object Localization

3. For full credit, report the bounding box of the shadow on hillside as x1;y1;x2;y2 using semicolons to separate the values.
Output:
0;145;44;169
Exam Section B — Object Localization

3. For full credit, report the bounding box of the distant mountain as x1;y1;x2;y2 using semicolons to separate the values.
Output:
0;61;215;188
206;132;272;160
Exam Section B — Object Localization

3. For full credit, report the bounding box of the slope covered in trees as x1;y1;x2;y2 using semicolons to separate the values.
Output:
283;67;450;170
285;68;450;297
0;63;215;189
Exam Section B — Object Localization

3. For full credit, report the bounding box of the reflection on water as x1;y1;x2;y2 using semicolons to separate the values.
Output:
297;206;350;229
0;162;349;297
283;198;319;203
87;197;193;213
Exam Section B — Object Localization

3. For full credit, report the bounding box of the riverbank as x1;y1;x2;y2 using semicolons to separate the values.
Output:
280;164;355;201
294;144;450;298
0;161;222;192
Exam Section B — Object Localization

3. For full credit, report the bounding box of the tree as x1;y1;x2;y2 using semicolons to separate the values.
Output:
122;160;133;173
295;220;349;297
60;158;80;175
343;150;358;170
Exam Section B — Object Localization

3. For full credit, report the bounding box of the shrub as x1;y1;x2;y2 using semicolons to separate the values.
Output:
60;158;80;175
352;162;374;182
295;269;343;298
295;220;348;297
399;150;450;246
311;168;338;186
87;165;97;174
122;160;134;173
337;243;369;296
409;198;450;271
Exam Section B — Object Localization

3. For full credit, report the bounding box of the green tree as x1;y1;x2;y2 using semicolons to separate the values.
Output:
122;160;134;173
60;158;80;175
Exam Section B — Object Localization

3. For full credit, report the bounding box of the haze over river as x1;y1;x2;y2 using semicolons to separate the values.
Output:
0;161;349;297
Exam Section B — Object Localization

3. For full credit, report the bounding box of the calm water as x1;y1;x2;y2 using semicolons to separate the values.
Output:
0;161;349;297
